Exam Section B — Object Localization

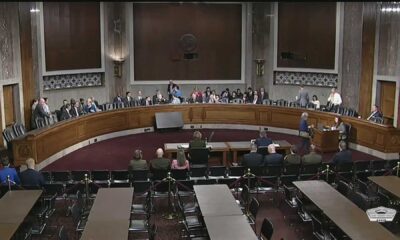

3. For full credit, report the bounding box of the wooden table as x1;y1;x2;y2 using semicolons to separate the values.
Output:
164;142;229;165
293;180;397;240
204;215;258;240
227;140;291;164
0;190;42;239
312;128;339;153
81;188;134;240
368;176;400;199
193;184;243;216
194;185;257;239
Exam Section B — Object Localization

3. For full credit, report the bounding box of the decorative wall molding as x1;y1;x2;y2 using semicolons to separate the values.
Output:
273;71;338;88
43;73;103;90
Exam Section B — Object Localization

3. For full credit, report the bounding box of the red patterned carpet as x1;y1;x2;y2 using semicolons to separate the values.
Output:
43;129;380;171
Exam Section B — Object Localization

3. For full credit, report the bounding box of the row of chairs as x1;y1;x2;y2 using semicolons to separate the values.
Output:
2;122;26;147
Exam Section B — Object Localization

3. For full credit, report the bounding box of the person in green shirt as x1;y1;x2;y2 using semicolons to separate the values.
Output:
150;148;171;171
129;149;148;171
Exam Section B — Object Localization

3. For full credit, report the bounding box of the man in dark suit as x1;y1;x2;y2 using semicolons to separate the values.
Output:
255;130;273;148
135;90;145;106
20;158;45;187
70;99;83;117
153;90;166;105
150;148;170;171
32;98;50;129
123;91;134;107
241;144;263;167
302;144;322;165
366;105;383;122
331;141;352;165
167;80;177;102
264;144;283;166
60;103;72;121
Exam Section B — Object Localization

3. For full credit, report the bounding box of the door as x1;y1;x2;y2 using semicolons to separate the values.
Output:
379;81;396;125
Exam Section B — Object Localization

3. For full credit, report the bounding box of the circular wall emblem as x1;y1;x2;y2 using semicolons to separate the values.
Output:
180;34;197;53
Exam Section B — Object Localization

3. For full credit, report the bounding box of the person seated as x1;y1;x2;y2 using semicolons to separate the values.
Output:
255;130;273;148
144;96;153;106
113;93;123;105
171;95;181;104
327;87;342;109
241;143;263;167
123;91;134;107
236;88;243;99
264;144;283;166
150;148;171;171
252;90;260;104
129;149;148;171
0;156;20;185
19;158;45;187
331;117;347;140
70;99;83;117
311;95;320;109
60;103;72;121
172;85;183;102
60;99;68;112
331;141;352;165
84;98;97;113
32;98;50;129
366;105;383;122
189;131;206;149
259;87;269;101
135;90;145;106
284;145;301;165
301;144;322;165
171;149;190;170
153;90;166;105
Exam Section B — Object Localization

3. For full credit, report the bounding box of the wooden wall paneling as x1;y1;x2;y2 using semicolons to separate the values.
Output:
133;3;242;81
359;3;377;118
18;3;36;130
379;81;395;120
277;2;336;69
43;2;101;71
3;85;15;127
11;104;400;166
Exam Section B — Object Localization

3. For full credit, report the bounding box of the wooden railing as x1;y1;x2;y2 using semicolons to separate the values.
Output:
12;104;400;166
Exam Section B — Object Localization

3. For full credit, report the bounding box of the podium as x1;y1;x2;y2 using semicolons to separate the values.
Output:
312;128;339;153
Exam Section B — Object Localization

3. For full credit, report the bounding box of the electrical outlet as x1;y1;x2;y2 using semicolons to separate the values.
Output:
94;138;97;143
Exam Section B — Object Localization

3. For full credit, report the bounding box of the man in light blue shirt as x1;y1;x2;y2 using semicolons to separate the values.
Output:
0;157;20;185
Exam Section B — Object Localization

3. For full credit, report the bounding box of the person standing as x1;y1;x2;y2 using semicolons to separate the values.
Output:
327;87;342;109
297;112;312;155
297;85;309;108
167;80;177;102
366;105;383;121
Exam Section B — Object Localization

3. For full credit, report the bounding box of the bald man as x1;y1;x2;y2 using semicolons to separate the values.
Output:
263;144;283;166
19;158;45;186
150;148;171;171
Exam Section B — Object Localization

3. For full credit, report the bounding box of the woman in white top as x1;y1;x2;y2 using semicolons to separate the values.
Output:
311;95;320;109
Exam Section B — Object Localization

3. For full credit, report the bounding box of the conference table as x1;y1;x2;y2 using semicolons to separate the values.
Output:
227;140;291;164
0;190;42;239
293;180;398;240
164;142;229;165
12;104;400;168
368;176;400;199
81;188;134;240
193;185;258;240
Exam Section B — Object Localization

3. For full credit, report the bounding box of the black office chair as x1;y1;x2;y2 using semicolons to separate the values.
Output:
171;169;189;180
257;146;268;156
247;197;260;232
131;169;150;181
111;170;130;183
189;148;209;167
189;166;208;179
12;122;26;137
70;170;90;183
259;218;274;240
58;225;69;240
91;170;110;183
52;171;71;183
208;166;227;179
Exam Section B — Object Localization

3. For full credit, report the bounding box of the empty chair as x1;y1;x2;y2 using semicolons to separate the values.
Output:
354;161;371;181
310;214;331;240
52;171;71;183
259;218;274;240
371;160;386;176
91;170;110;182
71;170;90;182
228;166;245;178
208;166;227;179
12;123;26;137
110;182;131;188
131;169;150;181
129;206;152;233
263;99;273;105
35;118;46;129
247;197;260;232
335;162;354;182
189;148;209;167
70;203;87;235
232;98;244;104
337;180;351;197
190;166;208;179
283;184;297;208
111;170;130;183
58;225;69;240
2;127;16;149
43;183;64;197
195;179;217;185
133;181;152;196
171;169;189;180
41;171;52;183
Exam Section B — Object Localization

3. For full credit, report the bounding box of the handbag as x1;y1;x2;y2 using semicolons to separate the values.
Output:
299;131;310;138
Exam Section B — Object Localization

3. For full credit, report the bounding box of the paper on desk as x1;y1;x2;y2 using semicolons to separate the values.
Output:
179;144;189;149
